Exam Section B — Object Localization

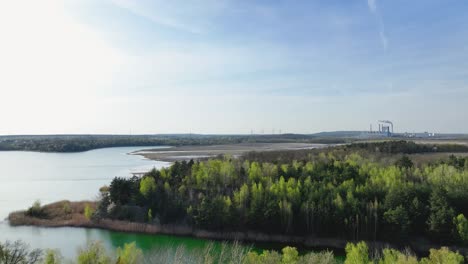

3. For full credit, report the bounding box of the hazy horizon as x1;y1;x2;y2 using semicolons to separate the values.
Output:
1;0;467;135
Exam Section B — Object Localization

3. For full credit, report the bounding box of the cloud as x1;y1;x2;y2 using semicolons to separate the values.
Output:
0;1;124;134
367;0;377;13
109;0;230;34
367;0;388;51
379;30;388;51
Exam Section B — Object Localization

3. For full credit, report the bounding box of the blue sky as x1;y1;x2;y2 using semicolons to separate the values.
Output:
0;0;467;134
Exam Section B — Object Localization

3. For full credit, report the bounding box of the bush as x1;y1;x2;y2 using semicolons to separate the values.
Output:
116;242;143;264
281;246;299;264
62;202;72;215
44;249;63;264
77;241;112;264
299;251;336;264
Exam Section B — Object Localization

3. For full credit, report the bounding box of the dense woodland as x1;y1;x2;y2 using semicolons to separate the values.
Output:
0;134;346;152
97;141;468;248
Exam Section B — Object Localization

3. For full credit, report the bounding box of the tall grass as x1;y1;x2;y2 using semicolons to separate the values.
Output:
143;241;251;264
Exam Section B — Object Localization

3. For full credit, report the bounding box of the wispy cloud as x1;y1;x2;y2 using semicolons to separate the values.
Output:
367;0;388;51
110;0;230;34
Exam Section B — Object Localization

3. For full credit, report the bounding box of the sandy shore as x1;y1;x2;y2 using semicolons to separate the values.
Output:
131;143;330;162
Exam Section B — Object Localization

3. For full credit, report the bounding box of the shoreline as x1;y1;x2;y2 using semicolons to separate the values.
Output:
8;201;468;256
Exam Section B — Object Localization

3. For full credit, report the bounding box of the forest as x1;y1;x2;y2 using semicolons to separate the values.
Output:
0;134;346;152
96;141;468;249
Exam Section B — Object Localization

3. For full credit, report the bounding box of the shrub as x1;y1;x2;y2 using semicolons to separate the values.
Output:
77;241;112;264
299;251;336;264
281;246;299;264
44;249;63;264
62;202;72;215
116;242;143;264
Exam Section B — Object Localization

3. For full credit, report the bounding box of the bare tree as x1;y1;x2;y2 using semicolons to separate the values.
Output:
0;240;42;264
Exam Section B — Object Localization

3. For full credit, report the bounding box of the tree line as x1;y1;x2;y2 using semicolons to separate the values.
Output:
0;134;346;152
347;140;468;154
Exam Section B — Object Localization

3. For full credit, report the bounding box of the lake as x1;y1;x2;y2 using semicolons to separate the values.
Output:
0;146;212;258
0;147;170;219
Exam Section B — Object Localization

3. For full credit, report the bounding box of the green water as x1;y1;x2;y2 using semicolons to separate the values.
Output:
0;223;225;259
105;230;225;252
0;222;344;260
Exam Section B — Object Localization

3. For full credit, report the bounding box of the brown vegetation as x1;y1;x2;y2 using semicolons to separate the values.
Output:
8;200;96;227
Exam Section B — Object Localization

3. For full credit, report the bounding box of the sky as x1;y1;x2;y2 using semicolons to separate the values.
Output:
0;0;467;134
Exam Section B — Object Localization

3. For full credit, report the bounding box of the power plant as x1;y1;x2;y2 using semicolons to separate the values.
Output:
369;120;394;137
367;120;436;138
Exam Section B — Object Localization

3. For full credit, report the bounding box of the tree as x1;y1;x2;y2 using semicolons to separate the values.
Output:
420;247;463;264
147;209;153;222
395;155;414;169
454;214;468;243
379;248;418;264
345;242;370;264
278;200;293;233
427;189;455;239
281;247;299;264
26;200;45;218
116;242;143;264
246;250;281;264
383;205;411;237
0;240;42;264
139;176;156;198
109;177;137;205
84;204;94;220
77;241;112;264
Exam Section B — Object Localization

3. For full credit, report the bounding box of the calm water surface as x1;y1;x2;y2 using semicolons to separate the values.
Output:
0;147;169;219
0;147;205;258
